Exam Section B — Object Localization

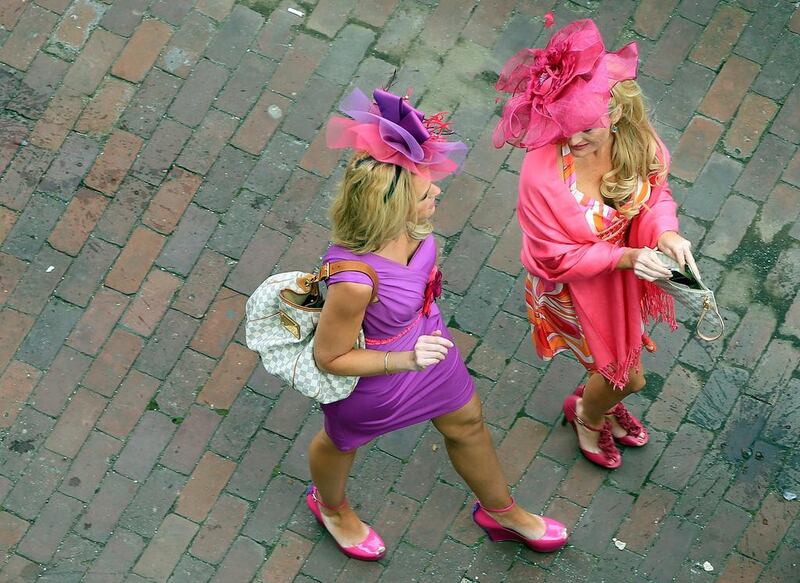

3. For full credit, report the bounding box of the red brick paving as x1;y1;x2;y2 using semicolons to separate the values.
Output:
0;1;798;582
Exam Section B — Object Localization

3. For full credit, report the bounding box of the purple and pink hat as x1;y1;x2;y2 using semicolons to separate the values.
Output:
493;19;639;150
326;88;468;181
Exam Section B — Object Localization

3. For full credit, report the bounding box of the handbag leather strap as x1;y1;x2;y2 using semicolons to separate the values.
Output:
318;260;380;303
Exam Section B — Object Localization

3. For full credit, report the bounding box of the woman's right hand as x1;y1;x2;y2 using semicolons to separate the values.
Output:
410;330;453;370
630;247;673;282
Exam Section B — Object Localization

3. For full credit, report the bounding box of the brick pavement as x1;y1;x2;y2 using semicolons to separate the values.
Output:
0;0;798;581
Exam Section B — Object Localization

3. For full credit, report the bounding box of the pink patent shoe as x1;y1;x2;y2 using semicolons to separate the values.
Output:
563;394;622;469
472;498;568;552
305;484;386;561
574;385;649;447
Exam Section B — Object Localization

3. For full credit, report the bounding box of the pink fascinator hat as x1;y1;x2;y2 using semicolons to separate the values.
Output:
326;87;468;181
493;18;638;150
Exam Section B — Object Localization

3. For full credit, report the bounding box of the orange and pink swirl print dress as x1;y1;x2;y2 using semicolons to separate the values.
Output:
525;145;652;368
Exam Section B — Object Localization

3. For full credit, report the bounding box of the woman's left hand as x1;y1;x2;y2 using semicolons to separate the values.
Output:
657;231;697;274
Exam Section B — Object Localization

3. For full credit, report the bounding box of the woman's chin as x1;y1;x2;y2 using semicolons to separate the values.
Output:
570;146;593;157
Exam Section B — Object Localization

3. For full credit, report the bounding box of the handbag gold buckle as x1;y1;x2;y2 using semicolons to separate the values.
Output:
279;311;301;339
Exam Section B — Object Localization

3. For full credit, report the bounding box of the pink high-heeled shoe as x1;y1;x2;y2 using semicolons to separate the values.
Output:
563;394;622;469
574;384;649;446
472;497;568;553
305;484;386;561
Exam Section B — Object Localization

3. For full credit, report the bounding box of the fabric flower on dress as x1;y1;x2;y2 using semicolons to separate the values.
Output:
493;19;638;150
327;88;468;180
422;267;442;316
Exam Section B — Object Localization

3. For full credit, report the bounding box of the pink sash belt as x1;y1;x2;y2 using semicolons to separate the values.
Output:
364;312;423;346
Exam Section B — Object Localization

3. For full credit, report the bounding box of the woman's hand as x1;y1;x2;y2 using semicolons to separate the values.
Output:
657;231;697;274
629;247;673;282
410;330;453;371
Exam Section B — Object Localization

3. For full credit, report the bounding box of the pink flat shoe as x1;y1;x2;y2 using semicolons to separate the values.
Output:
472;498;568;553
305;484;386;561
563;394;622;469
574;384;649;447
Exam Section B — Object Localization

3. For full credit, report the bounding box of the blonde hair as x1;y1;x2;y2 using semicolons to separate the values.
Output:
602;80;667;218
329;153;432;253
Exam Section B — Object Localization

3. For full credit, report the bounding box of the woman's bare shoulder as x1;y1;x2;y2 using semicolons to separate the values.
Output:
324;281;373;315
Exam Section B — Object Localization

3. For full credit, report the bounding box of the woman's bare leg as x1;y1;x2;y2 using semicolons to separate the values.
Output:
574;366;646;453
308;429;369;546
432;393;546;539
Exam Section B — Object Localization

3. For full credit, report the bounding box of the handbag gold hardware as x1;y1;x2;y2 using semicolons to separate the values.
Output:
279;311;301;339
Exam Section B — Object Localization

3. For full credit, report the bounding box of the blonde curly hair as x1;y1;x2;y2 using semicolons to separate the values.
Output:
602;80;668;218
329;153;432;253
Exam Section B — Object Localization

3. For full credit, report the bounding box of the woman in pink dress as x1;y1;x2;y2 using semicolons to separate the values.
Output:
306;87;568;560
494;18;696;470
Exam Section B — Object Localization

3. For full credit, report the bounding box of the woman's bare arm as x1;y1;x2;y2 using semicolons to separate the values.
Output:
313;282;414;376
314;281;453;376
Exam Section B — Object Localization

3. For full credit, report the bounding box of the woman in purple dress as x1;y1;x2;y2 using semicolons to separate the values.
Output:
305;87;568;561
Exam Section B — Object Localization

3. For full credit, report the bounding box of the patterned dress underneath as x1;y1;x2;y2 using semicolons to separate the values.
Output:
525;144;651;369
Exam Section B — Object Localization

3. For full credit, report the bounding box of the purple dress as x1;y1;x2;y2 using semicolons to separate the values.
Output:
321;235;474;451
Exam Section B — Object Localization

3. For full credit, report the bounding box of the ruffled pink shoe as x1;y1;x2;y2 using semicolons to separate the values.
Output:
472;498;568;553
563;394;622;469
305;484;386;561
574;384;649;447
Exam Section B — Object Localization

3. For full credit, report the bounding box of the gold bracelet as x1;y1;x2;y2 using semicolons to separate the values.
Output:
383;351;391;375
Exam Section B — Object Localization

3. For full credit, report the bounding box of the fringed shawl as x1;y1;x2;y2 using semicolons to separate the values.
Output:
518;142;679;388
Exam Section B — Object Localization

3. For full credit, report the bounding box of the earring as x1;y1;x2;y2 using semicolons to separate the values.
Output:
611;124;618;133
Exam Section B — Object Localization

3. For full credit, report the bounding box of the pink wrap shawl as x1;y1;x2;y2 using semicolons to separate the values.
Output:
518;143;679;388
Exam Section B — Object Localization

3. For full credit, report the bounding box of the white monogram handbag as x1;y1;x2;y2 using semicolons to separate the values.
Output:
245;261;379;403
653;251;723;341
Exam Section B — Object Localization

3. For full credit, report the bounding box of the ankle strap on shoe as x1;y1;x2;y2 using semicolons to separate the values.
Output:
312;488;348;512
574;415;605;433
480;496;516;513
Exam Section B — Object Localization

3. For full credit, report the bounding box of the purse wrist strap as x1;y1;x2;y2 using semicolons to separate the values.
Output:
318;260;380;303
696;297;724;342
